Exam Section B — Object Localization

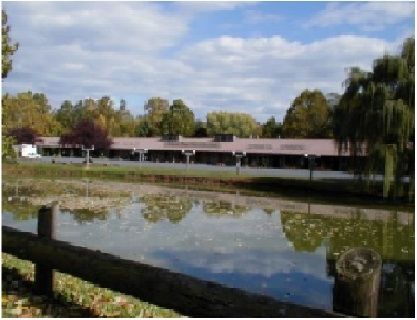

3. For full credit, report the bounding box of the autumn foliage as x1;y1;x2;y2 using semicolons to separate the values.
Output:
8;127;41;144
59;119;112;150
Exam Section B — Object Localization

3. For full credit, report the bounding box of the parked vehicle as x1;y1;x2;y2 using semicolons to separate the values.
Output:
13;144;42;159
26;152;41;159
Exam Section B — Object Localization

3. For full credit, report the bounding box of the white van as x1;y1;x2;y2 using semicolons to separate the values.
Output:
16;144;42;158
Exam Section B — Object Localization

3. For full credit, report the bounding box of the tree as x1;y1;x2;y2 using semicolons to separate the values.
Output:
134;116;151;137
59;119;112;150
333;38;414;199
194;120;208;137
2;135;16;159
143;97;169;136
282;90;332;138
116;109;135;137
261;116;282;138
55;100;76;134
7;127;40;144
206;112;260;137
2;10;18;79
2;92;61;136
95;96;116;134
161;99;195;136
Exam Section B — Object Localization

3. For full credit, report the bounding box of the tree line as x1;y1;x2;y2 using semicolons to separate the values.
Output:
3;88;339;140
2;9;415;199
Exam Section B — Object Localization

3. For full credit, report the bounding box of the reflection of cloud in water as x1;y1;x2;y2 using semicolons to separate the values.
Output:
150;248;332;310
3;178;414;314
150;244;329;280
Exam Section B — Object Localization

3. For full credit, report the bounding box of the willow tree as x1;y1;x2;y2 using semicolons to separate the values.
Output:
334;38;414;199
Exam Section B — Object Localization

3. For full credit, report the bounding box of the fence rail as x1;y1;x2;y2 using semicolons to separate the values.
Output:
2;205;340;318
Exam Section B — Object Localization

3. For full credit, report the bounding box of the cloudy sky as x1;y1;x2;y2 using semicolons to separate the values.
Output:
2;1;414;122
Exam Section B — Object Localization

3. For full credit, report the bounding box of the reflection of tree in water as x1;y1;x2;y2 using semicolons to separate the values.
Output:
2;198;41;221
263;208;274;215
202;200;250;218
377;262;415;317
67;208;110;224
140;194;192;224
281;212;327;252
281;211;415;317
280;211;414;260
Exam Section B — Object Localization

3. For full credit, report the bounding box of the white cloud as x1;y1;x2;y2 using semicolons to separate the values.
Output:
307;2;414;31
2;2;404;122
176;35;396;119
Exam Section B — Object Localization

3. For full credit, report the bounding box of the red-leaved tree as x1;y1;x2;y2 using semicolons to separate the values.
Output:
8;127;41;144
59;119;112;150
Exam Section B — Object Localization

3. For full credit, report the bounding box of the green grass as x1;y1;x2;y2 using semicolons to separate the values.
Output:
5;161;242;177
2;253;183;318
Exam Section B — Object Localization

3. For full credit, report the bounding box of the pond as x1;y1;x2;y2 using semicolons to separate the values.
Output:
2;178;415;317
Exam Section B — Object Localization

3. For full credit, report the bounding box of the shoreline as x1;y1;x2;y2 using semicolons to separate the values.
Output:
2;162;413;207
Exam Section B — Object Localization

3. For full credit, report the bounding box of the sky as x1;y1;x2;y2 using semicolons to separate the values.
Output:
2;1;415;122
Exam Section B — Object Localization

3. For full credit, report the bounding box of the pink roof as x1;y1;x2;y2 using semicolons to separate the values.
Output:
38;136;350;156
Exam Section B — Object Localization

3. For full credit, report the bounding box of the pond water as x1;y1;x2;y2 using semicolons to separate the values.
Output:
2;178;415;317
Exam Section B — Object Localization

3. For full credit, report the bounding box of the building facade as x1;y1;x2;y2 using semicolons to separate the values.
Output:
37;135;357;170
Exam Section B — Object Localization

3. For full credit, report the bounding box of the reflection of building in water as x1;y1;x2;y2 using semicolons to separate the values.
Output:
4;178;413;225
2;180;131;224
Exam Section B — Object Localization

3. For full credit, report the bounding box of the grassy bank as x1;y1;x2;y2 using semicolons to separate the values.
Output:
2;162;413;206
2;253;181;318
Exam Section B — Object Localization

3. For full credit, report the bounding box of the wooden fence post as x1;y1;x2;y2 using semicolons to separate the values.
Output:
333;247;382;317
35;202;58;296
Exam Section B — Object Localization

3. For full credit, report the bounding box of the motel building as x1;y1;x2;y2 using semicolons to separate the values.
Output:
37;134;356;171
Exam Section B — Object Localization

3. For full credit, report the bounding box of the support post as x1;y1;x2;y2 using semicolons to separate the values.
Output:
309;157;313;182
233;152;246;176
305;154;317;182
236;155;242;175
35;202;58;296
82;145;94;168
186;154;190;170
182;150;195;171
132;149;148;167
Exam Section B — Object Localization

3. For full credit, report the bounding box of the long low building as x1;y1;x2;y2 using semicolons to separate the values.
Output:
37;135;357;170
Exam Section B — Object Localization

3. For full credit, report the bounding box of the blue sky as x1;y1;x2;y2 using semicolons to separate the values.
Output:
2;1;415;122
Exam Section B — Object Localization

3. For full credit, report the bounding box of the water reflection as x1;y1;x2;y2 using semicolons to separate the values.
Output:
202;200;250;218
140;194;192;224
2;179;131;223
280;210;414;317
281;211;414;261
2;178;414;317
